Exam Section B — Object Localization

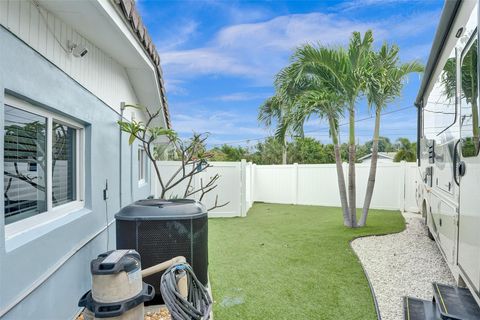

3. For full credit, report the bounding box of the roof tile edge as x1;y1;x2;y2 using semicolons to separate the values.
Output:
117;0;171;129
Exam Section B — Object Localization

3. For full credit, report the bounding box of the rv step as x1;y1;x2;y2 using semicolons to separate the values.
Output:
432;282;480;320
404;296;442;320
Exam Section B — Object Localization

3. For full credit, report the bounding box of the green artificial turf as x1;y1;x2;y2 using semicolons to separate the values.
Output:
208;203;405;320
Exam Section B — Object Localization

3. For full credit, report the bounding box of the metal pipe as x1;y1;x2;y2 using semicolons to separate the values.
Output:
120;102;125;208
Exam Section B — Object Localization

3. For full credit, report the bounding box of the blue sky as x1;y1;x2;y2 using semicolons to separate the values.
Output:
138;0;444;147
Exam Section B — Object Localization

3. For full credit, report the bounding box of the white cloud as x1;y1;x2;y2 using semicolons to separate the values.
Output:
398;43;433;61
164;79;188;95
171;110;266;137
387;10;439;38
338;0;422;11
210;2;272;24
157;20;199;51
160;10;439;87
161;48;260;78
215;92;270;102
214;12;379;52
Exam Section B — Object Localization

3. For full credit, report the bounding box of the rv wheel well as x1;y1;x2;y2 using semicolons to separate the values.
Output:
422;201;427;219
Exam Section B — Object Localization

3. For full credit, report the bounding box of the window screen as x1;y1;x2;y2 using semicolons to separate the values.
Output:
4;105;47;224
52;122;77;206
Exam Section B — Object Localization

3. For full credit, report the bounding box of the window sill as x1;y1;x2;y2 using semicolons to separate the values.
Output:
5;204;91;252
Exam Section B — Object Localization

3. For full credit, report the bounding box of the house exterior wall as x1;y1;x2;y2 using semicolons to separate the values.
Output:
0;0;139;115
0;23;152;320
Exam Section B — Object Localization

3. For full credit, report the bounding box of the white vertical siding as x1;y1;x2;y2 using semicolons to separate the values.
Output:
0;0;138;112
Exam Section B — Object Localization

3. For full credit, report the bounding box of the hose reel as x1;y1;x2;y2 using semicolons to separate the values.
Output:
79;250;212;320
160;263;212;320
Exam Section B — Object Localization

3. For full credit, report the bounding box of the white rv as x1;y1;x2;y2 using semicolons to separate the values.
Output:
412;0;480;318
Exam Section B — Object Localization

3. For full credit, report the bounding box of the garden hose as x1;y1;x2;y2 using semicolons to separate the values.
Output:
160;263;212;320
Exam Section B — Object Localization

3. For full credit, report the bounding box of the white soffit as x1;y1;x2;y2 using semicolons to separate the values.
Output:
36;0;166;127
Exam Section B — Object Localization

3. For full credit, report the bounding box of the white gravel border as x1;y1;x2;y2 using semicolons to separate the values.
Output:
351;212;455;320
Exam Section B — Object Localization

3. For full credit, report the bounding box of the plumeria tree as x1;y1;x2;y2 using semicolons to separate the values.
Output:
118;105;228;210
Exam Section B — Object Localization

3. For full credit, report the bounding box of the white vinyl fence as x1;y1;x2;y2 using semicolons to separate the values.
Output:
153;161;250;218
154;161;420;217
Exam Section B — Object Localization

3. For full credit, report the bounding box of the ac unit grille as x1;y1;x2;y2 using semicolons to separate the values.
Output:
116;215;208;305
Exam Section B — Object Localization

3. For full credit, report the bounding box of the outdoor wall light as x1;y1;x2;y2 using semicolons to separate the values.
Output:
68;40;89;58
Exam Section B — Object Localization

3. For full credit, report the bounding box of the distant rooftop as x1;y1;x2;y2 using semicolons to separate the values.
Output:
359;152;396;162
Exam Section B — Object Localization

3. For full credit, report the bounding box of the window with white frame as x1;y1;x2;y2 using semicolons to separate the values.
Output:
138;147;146;184
3;96;84;225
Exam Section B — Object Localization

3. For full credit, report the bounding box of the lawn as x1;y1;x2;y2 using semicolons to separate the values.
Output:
208;203;405;320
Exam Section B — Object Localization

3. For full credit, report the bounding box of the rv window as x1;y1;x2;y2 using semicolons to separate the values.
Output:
460;37;479;157
423;47;457;141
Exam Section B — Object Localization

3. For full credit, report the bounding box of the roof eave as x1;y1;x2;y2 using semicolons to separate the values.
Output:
414;0;462;108
115;0;171;128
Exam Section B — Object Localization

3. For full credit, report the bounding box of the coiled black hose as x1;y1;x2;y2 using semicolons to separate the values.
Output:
160;263;212;320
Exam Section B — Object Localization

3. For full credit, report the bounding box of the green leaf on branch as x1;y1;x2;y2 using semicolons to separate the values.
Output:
129;133;136;145
148;127;178;141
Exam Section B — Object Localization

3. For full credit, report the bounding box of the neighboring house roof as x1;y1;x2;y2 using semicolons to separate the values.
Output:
359;152;396;162
117;0;171;128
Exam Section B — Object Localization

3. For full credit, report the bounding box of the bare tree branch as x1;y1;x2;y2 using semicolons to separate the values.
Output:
118;105;228;208
208;195;230;211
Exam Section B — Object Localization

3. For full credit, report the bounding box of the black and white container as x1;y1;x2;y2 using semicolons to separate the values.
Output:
78;250;154;319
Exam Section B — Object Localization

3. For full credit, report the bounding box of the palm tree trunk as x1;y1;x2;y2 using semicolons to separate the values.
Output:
282;136;287;165
329;117;351;227
348;107;357;227
359;108;380;226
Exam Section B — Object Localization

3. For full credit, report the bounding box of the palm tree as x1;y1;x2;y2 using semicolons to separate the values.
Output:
394;138;416;162
359;43;423;226
259;64;307;164
344;31;374;227
294;89;351;226
258;96;289;164
272;51;352;226
287;31;373;227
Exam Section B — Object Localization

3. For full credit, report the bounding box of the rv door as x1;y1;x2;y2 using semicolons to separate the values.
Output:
457;23;480;293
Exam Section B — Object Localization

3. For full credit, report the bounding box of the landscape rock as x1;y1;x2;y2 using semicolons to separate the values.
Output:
351;212;455;320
